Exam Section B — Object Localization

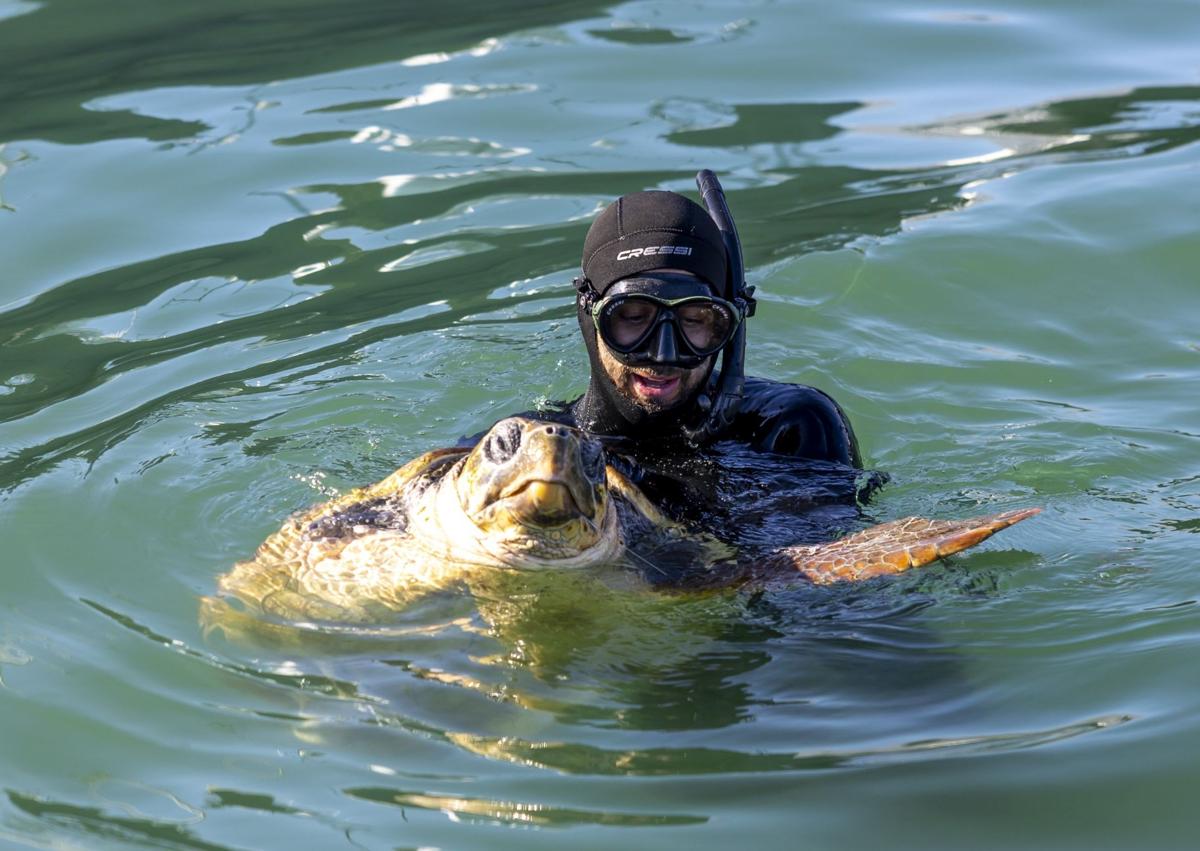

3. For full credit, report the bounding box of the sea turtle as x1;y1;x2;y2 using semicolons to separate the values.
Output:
207;417;1039;631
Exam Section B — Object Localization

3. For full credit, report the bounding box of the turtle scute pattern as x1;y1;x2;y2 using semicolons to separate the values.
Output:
213;447;470;623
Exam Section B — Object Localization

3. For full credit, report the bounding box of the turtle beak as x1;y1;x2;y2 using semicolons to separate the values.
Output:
512;480;581;523
502;424;600;524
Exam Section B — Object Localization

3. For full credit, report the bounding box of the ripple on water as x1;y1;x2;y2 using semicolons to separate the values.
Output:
3;0;1200;847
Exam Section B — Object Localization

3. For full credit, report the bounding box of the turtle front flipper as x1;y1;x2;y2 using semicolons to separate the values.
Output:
774;507;1041;584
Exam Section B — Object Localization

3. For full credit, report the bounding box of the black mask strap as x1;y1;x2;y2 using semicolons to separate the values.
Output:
574;275;597;308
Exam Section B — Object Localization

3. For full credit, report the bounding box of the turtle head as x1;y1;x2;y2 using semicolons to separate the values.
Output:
453;418;614;560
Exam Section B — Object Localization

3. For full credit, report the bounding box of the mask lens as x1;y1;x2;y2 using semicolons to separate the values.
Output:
601;296;661;349
676;301;734;354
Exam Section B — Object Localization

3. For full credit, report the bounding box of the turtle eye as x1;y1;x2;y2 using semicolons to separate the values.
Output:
483;419;523;463
579;438;606;482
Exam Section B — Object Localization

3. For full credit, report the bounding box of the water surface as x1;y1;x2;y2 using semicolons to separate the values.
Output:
2;0;1198;848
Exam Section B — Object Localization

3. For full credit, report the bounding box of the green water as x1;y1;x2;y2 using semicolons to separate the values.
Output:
2;0;1198;847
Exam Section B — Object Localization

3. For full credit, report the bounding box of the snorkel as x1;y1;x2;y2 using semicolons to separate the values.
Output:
683;170;757;444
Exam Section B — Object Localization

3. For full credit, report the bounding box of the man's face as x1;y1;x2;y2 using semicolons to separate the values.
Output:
596;340;711;412
594;269;715;413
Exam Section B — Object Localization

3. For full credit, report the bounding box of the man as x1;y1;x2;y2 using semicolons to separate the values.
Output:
564;178;861;466
514;172;875;527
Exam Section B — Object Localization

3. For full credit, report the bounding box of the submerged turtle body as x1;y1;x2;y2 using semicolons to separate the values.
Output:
210;417;1038;627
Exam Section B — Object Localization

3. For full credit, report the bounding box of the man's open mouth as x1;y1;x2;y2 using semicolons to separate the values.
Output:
630;371;681;401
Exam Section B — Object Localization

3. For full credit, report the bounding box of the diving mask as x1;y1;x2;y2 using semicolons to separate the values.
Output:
585;275;743;368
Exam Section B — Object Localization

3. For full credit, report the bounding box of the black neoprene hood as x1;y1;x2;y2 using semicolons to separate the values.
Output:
580;190;729;296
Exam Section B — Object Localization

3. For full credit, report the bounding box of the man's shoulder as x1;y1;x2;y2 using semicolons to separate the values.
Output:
732;375;861;466
741;375;844;409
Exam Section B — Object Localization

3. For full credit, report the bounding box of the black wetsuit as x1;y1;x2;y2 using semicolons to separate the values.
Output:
539;375;861;466
490;375;873;533
709;376;861;467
